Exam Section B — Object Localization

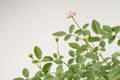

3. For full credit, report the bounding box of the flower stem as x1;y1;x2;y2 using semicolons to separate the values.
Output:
72;17;81;30
56;38;69;67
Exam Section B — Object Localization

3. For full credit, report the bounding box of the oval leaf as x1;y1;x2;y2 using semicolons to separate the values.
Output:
68;58;74;64
91;20;100;34
103;25;112;33
52;31;66;37
22;68;29;78
69;42;80;49
34;46;42;60
64;34;71;41
83;23;89;29
69;25;75;33
69;50;75;57
117;39;120;46
42;56;53;62
13;77;24;80
42;63;52;73
99;40;105;48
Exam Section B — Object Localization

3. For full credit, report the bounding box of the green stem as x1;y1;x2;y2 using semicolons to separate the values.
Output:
72;17;81;30
56;40;69;67
31;58;42;70
56;41;60;57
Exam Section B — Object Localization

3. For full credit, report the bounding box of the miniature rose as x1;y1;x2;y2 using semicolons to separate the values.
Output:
67;11;76;18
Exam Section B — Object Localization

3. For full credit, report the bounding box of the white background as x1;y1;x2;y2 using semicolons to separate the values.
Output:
0;0;120;80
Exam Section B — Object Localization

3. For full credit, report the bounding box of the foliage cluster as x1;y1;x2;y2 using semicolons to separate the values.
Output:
14;12;120;80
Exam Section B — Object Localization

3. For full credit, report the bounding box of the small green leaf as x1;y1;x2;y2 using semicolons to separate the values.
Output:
69;42;80;49
34;46;42;60
42;56;53;62
103;25;112;33
56;65;63;77
108;36;116;44
69;25;75;33
85;52;98;60
22;68;29;78
32;60;39;64
88;36;100;42
55;59;62;64
52;31;66;37
69;50;75;57
13;77;24;80
69;64;80;74
117;39;120;46
76;55;85;65
114;26;120;34
42;63;52;74
53;53;58;59
91;20;101;34
68;58;74;64
35;71;43;78
75;30;82;35
64;34;71;41
83;23;89;29
112;52;120;58
75;37;80;42
101;33;112;39
99;40;105;47
81;30;90;35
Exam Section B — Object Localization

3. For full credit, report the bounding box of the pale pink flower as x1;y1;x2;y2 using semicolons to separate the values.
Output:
67;11;76;18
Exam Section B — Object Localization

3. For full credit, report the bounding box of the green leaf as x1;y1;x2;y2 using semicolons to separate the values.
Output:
91;20;101;34
68;50;75;57
69;64;80;74
76;55;85;65
75;30;82;35
22;68;29;78
64;34;71;41
112;52;120;58
114;26;120;34
32;60;39;64
34;46;42;60
88;36;100;42
43;74;54;80
103;25;113;33
68;58;74;64
117;39;120;46
109;66;120;80
81;30;90;35
55;59;62;64
108;36;116;44
75;37;80;42
35;71;43;78
53;53;58;59
101;33;112;39
42;63;52;74
55;65;63;77
83;23;89;29
52;31;66;37
69;42;80;49
69;25;75;33
99;40;105;47
13;77;24;80
42;56;53;62
85;52;98;60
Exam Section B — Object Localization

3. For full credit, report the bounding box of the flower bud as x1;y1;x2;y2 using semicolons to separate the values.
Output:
55;36;59;42
28;54;33;59
83;35;89;40
67;11;76;18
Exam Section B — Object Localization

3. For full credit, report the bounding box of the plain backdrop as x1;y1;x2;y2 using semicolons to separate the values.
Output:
0;0;120;80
